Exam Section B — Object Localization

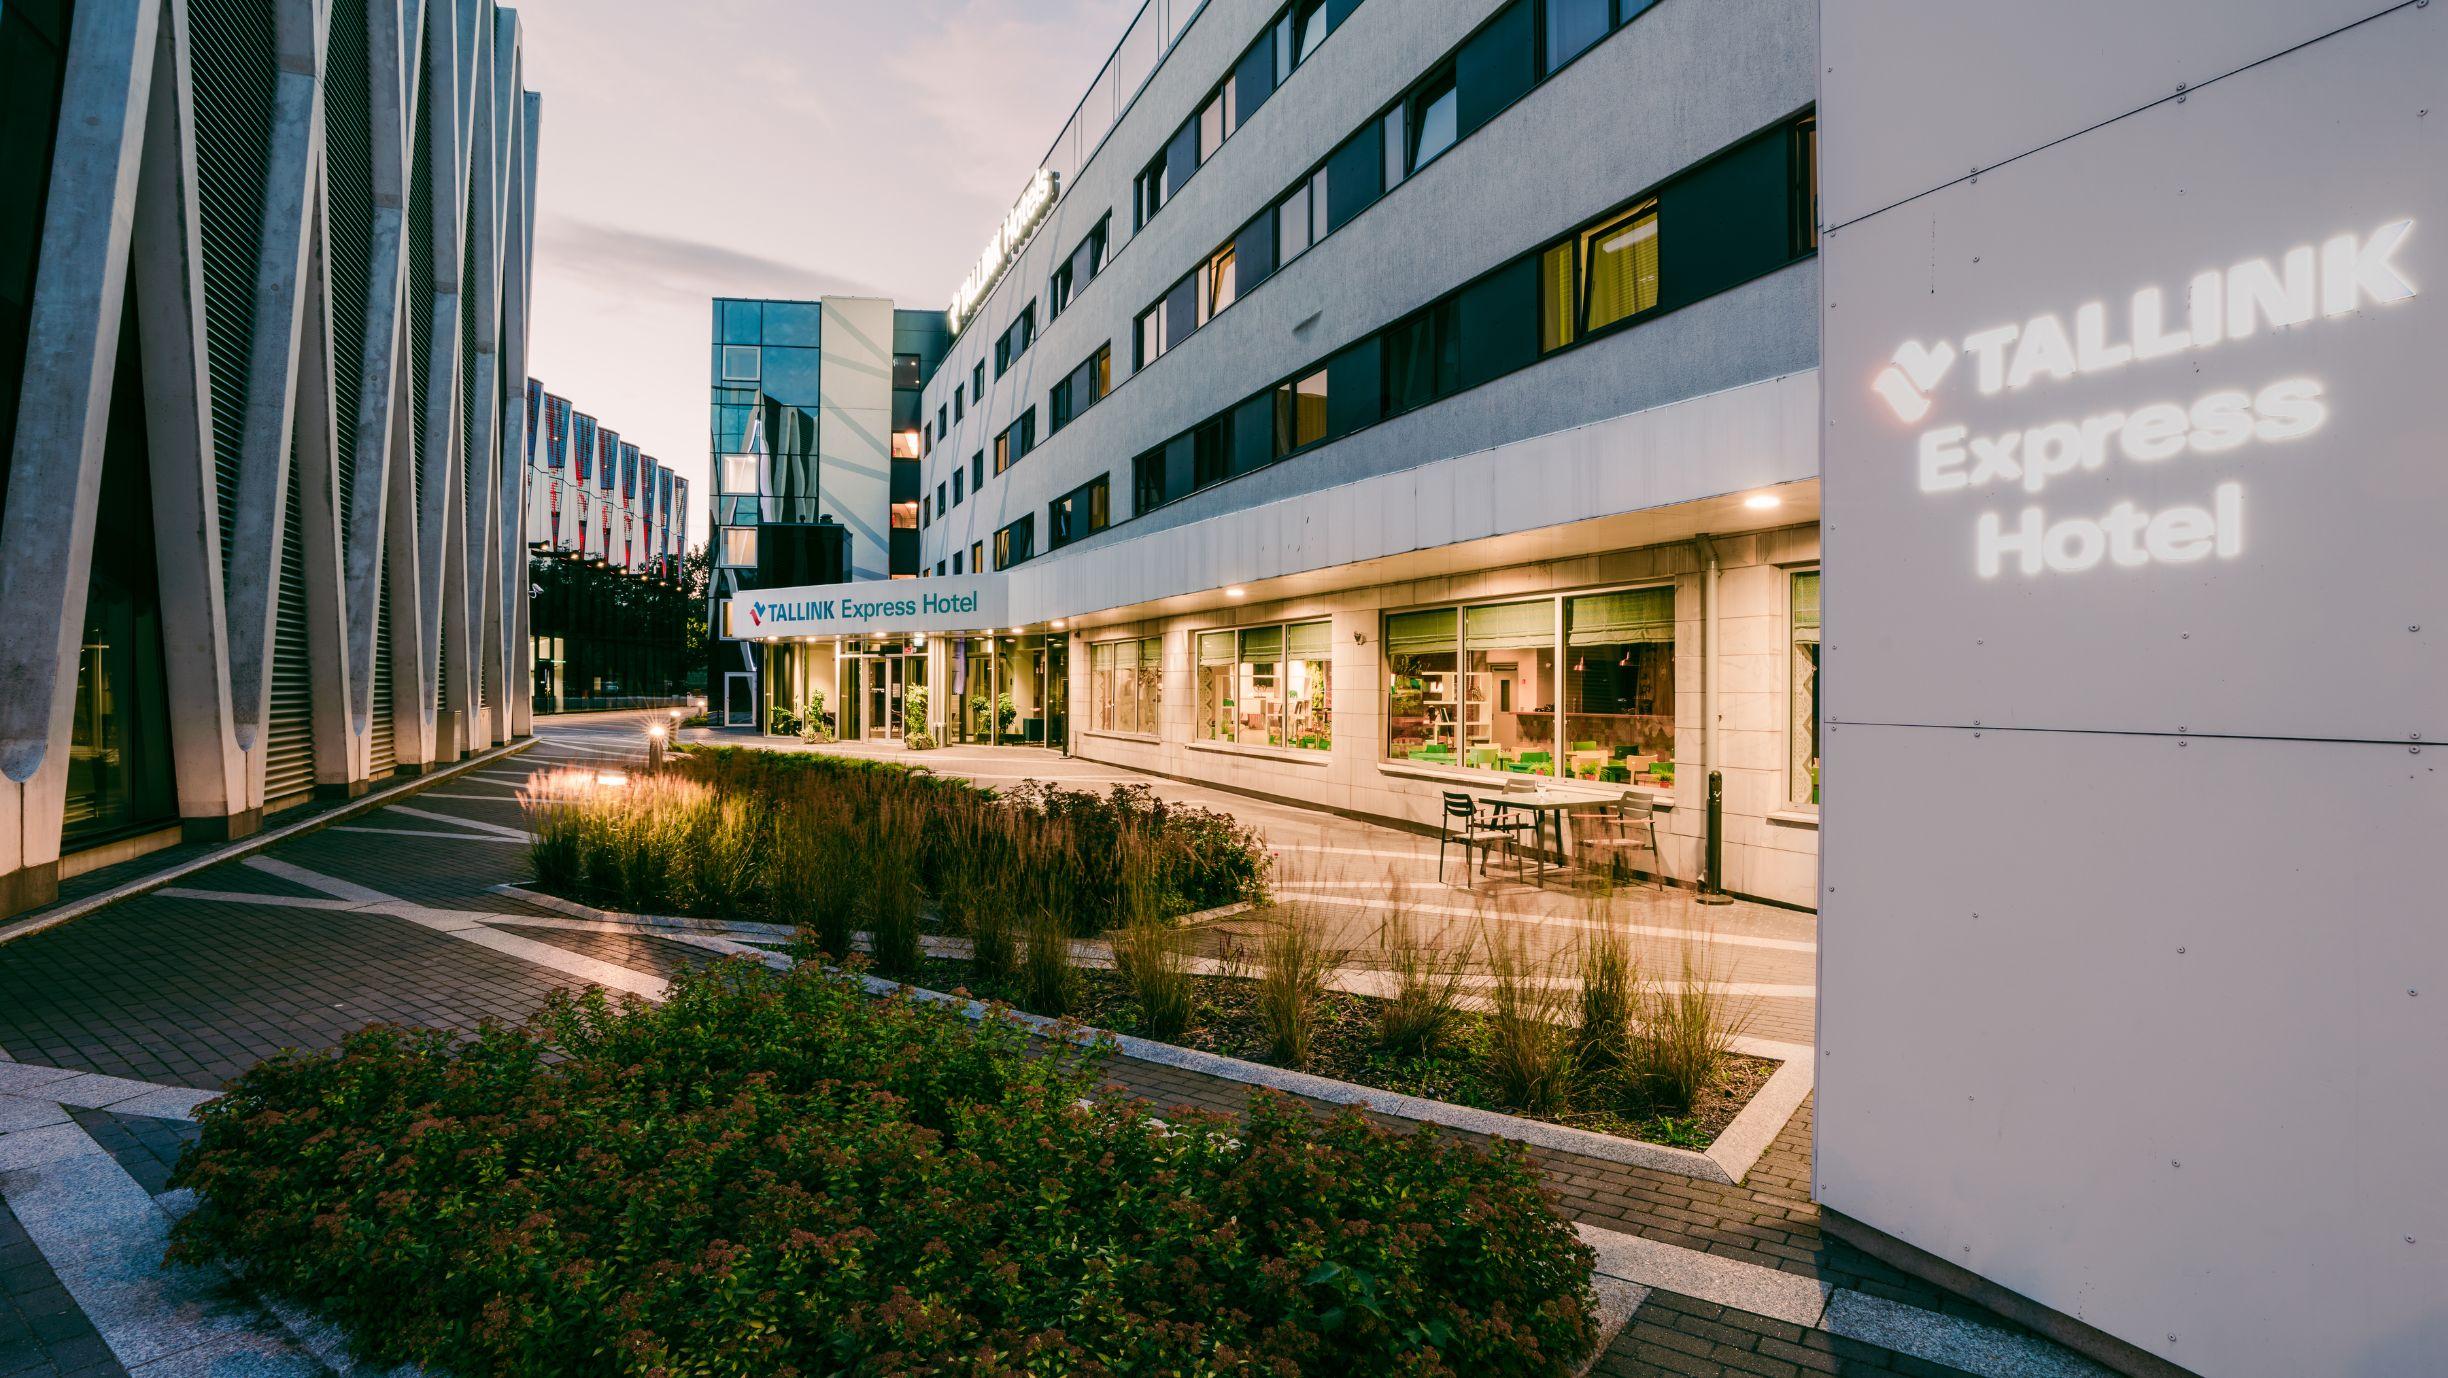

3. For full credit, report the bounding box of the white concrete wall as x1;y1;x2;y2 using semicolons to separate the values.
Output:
818;297;897;581
1818;4;2445;1374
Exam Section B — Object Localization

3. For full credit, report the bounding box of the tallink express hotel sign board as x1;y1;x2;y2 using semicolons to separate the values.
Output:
1817;7;2441;1377
725;576;1008;642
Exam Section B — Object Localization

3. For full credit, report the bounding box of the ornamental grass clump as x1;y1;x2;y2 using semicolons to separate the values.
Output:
864;800;925;976
1574;884;1639;1072
1111;827;1194;1038
1376;886;1474;1057
1255;893;1342;1067
168;959;1597;1376
1486;925;1579;1114
1627;940;1753;1113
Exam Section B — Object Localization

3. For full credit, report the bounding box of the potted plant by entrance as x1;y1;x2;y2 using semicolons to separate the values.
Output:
902;686;936;751
797;691;833;744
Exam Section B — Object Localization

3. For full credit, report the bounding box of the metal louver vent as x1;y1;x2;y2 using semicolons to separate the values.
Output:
266;438;316;806
190;0;279;583
369;570;396;774
325;0;375;555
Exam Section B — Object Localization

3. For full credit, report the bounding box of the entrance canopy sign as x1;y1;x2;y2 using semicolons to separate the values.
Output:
726;575;1008;642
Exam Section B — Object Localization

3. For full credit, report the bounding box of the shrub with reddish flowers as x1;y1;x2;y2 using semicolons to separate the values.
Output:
168;959;1596;1376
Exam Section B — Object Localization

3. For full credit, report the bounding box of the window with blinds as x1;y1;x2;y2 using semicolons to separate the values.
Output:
1195;619;1333;751
1385;587;1677;780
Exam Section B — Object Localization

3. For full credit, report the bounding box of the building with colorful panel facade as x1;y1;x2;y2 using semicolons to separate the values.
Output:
522;379;676;577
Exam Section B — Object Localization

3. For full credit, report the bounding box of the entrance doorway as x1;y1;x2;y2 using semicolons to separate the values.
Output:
838;641;926;742
723;671;757;727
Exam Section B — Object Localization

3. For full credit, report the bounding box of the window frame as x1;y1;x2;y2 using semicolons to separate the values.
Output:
1380;580;1677;779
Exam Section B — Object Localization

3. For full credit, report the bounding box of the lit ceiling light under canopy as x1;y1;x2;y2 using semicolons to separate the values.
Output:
1743;493;1782;510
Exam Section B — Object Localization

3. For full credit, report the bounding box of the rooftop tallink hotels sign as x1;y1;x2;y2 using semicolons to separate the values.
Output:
726;575;1008;641
1874;218;2417;579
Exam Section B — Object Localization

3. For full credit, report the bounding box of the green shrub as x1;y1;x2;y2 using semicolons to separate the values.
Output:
167;963;1600;1376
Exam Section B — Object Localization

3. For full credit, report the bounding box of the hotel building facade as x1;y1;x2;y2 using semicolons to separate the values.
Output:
0;0;542;914
739;0;1824;906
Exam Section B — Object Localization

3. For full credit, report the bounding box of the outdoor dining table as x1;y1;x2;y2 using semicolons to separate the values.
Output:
1469;785;1584;887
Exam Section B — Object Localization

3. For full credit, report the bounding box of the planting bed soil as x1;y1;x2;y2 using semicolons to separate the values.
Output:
907;957;1775;1150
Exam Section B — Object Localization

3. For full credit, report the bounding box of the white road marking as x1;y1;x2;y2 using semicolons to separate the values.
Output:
0;1120;322;1372
329;826;528;844
385;803;535;841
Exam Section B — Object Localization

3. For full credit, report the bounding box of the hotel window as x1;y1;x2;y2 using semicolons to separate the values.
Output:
937;560;947;576
1384;589;1674;780
994;408;1036;474
1273;368;1328;455
1544;0;1611;73
970;539;984;573
892;429;922;460
721;345;759;382
892;501;918;532
1132;448;1167;514
972;361;985;399
1282;0;1328;78
1198;84;1232;162
1385;609;1462;761
953;386;964;422
993;303;1037;379
952;470;965;505
1049;475;1109;549
720;526;758;568
1462;600;1556;773
894;353;922;389
1564;588;1675;779
1580;200;1660;334
1382;299;1459;417
1276;175;1324;267
994;515;1034;570
1790;570;1821;808
1136;302;1168;370
1051;215;1110;318
1198;621;1332;750
936;480;947;514
971;451;985;490
952;551;964;575
1050;344;1111;433
1406;68;1458;173
1790;117;1820;254
1200;243;1238;324
1091;636;1164;735
720;453;760;495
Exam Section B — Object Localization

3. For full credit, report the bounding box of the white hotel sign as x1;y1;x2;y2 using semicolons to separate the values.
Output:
725;575;1008;641
1876;220;2416;578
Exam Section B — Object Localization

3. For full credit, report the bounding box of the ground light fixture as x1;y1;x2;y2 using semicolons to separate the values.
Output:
1743;492;1782;510
594;771;629;788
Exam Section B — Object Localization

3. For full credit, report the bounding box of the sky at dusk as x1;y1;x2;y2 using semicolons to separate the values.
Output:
510;0;1141;551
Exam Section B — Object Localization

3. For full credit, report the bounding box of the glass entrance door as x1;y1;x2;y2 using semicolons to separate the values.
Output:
865;656;903;739
1043;638;1068;749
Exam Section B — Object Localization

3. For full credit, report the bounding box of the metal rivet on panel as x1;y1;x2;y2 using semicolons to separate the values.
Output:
2177;947;2186;954
2172;1160;2181;1168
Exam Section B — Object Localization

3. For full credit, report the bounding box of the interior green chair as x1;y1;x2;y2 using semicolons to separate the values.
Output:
1572;740;1598;752
1467;746;1500;768
1601;764;1629;783
1518;751;1553;768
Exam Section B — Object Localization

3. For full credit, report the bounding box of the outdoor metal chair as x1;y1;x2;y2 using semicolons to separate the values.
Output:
1438;790;1517;886
1577;789;1665;887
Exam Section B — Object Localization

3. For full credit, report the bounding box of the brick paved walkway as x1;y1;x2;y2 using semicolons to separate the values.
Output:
0;712;2099;1378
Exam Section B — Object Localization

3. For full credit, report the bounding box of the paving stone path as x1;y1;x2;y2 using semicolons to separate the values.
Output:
0;712;2104;1378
